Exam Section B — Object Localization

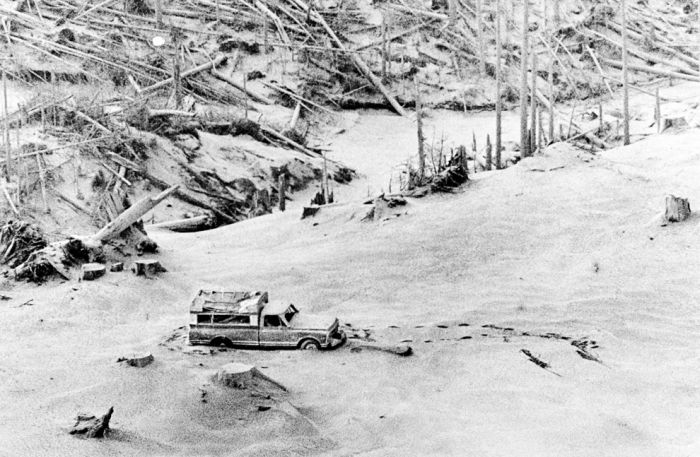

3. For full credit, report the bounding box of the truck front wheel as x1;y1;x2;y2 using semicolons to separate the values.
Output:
299;339;321;350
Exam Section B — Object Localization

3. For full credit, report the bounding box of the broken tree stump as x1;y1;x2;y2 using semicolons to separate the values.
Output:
301;206;321;219
216;363;288;391
70;407;114;438
117;352;154;367
664;195;691;223
217;363;255;388
131;259;166;276
81;263;106;281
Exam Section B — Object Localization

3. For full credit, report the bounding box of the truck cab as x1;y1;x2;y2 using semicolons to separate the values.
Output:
188;290;345;350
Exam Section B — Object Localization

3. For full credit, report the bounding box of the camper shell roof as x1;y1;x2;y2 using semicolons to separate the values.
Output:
190;290;269;314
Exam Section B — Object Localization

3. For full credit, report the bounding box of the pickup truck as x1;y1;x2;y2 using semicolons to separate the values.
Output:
188;290;346;350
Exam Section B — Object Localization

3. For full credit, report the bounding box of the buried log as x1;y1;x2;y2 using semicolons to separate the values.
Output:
664;195;691;223
148;214;215;232
69;407;113;438
131;259;166;276
349;342;413;356
117;352;154;367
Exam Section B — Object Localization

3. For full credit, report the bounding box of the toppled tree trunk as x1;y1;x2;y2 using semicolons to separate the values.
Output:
15;238;102;282
149;214;215;232
664;195;691;223
14;187;177;282
70;407;113;438
90;186;179;244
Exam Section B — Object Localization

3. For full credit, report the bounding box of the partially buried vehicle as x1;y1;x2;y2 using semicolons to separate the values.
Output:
188;290;346;350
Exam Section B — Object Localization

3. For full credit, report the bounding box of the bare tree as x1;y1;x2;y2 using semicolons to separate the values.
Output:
477;0;486;77
495;0;503;169
530;45;537;153
415;76;425;182
520;0;530;157
545;0;554;143
621;0;630;145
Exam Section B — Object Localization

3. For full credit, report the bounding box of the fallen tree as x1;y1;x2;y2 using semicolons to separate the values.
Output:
14;186;179;282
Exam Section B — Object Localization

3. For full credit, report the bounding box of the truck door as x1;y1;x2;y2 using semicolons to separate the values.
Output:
260;314;293;347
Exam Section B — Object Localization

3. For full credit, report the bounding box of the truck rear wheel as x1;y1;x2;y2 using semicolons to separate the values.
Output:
299;339;320;350
211;337;234;348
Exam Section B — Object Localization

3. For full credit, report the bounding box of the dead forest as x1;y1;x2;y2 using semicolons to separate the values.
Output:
0;0;699;281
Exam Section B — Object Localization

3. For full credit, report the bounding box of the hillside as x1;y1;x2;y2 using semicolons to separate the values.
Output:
1;77;700;454
2;0;700;454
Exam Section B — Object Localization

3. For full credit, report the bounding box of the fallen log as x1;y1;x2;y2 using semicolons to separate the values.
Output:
294;0;406;116
148;214;215;232
601;58;700;83
140;55;226;95
349;342;413;356
117;352;154;367
211;69;273;105
89;186;178;244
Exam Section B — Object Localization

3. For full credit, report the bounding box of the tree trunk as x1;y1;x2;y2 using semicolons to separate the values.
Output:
520;0;530;157
495;0;502;169
90;186;179;244
415;76;425;182
485;134;492;170
621;0;630;145
530;46;538;154
278;174;287;212
476;0;485;77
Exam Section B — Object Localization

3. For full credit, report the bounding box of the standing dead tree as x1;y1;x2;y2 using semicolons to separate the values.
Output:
495;0;502;169
520;0;530;157
621;0;630;145
415;76;426;182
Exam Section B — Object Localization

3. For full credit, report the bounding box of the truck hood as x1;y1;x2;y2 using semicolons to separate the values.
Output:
288;314;338;331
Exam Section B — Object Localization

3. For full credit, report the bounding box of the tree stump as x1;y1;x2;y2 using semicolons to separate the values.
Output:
664;195;691;223
81;263;106;281
70;407;113;438
131;259;166;276
216;363;288;391
118;352;154;367
301;206;320;219
110;262;124;272
216;363;256;388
